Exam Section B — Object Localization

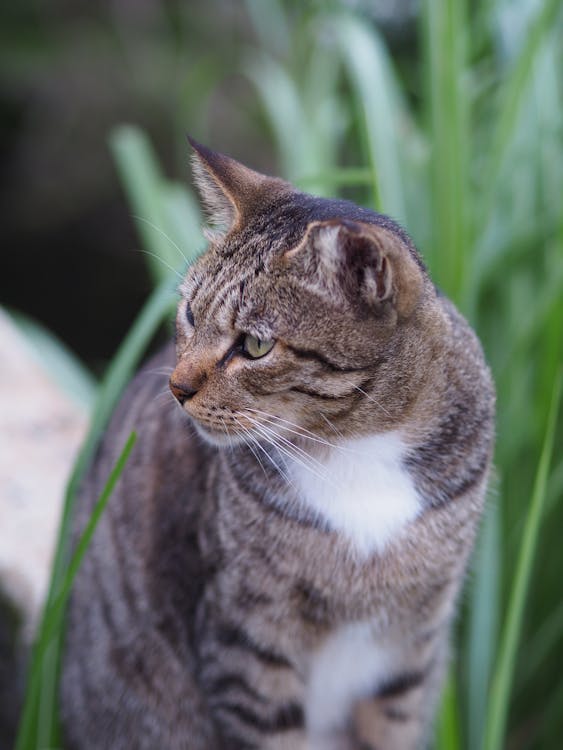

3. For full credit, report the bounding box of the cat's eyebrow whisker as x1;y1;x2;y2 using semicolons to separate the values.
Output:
137;248;185;281
133;216;190;266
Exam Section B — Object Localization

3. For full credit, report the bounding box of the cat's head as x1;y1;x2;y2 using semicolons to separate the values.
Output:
170;140;439;446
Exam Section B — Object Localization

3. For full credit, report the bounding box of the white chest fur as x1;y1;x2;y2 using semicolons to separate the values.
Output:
306;622;404;741
290;431;421;556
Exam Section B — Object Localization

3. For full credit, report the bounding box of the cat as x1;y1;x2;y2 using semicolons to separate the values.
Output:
61;139;495;750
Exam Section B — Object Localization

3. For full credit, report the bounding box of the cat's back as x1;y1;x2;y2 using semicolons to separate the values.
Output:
61;342;218;750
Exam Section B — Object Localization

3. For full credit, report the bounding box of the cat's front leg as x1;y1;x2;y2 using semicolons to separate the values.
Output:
348;637;447;750
196;590;311;750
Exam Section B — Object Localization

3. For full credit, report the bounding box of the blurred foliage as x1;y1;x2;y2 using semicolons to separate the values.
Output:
5;1;563;749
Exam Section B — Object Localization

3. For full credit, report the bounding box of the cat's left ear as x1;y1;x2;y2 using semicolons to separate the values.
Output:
189;138;272;238
287;219;424;318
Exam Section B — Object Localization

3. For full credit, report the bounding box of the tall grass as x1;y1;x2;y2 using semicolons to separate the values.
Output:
15;0;563;747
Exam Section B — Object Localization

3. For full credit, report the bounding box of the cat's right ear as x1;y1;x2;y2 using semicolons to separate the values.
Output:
189;137;268;240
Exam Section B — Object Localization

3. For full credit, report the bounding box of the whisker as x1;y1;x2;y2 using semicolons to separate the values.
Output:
245;416;334;487
247;429;292;484
246;426;295;485
145;366;175;376
133;216;190;266
219;417;236;455
153;387;175;404
246;408;347;452
236;418;293;485
319;412;344;438
137;248;184;281
245;415;331;477
344;380;392;418
232;416;268;478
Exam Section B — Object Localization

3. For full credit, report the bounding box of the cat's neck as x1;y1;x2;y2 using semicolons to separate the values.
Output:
220;430;421;558
288;431;421;556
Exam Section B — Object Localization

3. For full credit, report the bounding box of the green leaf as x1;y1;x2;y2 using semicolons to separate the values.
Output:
435;669;462;750
16;433;138;750
421;0;470;303
479;0;561;231
466;499;501;750
110;125;203;283
336;14;408;223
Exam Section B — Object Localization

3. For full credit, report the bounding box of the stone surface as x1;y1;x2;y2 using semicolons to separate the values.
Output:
0;309;88;640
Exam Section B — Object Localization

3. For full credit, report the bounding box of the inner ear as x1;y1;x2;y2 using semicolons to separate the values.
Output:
307;221;394;307
339;227;394;305
288;219;423;317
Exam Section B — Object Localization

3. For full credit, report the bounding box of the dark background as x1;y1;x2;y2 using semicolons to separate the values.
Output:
1;1;271;368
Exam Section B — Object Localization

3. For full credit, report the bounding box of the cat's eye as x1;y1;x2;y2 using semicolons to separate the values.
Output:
185;302;195;327
242;334;275;359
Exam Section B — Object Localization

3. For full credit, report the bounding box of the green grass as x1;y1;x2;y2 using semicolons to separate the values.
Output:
14;0;563;747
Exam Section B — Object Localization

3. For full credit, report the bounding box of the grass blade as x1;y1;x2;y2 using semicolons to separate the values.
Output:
421;0;470;303
435;669;462;750
110;125;203;282
466;499;501;750
110;125;174;284
15;432;137;750
43;432;137;645
479;0;561;231
336;14;408;223
244;0;290;59
483;370;562;750
244;53;337;195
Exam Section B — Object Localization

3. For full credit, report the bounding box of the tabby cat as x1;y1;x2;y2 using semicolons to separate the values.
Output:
61;140;495;750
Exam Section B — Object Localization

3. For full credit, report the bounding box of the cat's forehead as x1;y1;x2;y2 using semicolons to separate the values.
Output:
180;191;418;308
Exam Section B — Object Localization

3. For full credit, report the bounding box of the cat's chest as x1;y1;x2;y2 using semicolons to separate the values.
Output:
289;432;421;556
305;621;404;740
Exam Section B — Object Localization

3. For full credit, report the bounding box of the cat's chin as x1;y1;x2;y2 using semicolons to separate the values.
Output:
193;421;246;448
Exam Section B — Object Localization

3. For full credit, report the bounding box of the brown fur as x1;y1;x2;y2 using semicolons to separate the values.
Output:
61;144;495;749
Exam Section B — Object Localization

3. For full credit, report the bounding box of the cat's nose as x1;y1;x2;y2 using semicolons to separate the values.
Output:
169;378;198;405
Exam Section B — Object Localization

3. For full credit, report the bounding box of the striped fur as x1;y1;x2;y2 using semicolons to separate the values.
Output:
61;144;495;749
